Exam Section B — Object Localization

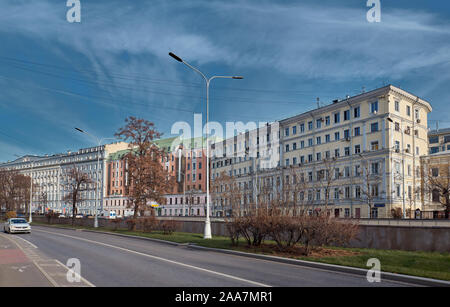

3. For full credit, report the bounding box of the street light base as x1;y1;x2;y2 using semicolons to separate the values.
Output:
204;219;212;239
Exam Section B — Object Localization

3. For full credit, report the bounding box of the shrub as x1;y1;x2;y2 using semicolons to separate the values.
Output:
126;219;137;231
110;218;122;231
142;216;158;233
45;211;59;224
158;220;178;235
5;211;17;219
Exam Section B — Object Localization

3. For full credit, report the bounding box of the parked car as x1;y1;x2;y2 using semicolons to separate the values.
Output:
58;214;66;218
75;214;84;219
4;218;31;234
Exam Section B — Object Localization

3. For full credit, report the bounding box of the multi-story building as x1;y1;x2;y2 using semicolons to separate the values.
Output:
0;142;128;215
211;85;432;218
102;137;209;217
419;128;450;218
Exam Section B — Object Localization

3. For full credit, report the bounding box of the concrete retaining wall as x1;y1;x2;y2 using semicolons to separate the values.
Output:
31;216;450;252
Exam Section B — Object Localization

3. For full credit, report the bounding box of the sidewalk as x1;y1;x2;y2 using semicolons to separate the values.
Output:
0;233;52;287
0;232;94;287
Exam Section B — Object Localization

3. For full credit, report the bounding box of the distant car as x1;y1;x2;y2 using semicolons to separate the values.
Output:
58;214;66;218
4;218;31;234
75;214;83;219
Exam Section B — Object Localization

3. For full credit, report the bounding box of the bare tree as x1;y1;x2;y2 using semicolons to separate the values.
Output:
423;160;450;219
359;156;383;218
115;117;175;227
0;169;32;214
63;166;92;225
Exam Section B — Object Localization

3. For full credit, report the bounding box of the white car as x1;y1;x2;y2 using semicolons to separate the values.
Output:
4;218;31;234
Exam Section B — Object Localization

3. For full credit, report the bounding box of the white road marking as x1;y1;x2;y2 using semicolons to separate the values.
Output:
14;236;38;249
33;228;271;287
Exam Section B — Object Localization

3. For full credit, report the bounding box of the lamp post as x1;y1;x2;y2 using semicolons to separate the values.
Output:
169;52;243;239
75;128;114;228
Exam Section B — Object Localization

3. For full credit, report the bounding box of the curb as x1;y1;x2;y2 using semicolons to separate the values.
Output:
187;244;450;287
32;224;450;287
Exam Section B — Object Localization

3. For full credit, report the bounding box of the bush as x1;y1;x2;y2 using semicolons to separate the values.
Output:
142;216;158;233
225;210;360;256
45;211;59;224
5;211;17;219
158;220;178;235
126;219;137;231
110;218;122;231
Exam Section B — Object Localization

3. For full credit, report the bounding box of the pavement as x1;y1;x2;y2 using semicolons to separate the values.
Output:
0;231;93;287
1;225;422;287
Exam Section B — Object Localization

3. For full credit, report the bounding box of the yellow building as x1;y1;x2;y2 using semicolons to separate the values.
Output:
211;85;432;219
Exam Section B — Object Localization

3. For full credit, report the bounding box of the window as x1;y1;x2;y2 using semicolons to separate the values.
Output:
344;129;350;139
334;188;340;200
285;144;290;152
308;138;313;147
293;142;297;150
300;123;305;133
354;127;360;136
354;145;361;154
395;122;400;131
354;106;360;118
355;186;361;198
429;136;439;144
407;105;411;116
444;135;450;143
285;128;289;137
300;140;305;148
285;159;290;167
430;147;439;154
316;152;321;161
325;151;330;159
308;121;313;130
308;154;313;162
371;162;379;174
371;141;379;151
293;157;297;165
345;147;350;156
432;168;439;177
344;110;350;121
355;165;361;177
395;101;400;112
316;119;322;129
292;126;297;135
415;109;419;120
335;148;340;157
316;136;321;145
371;122;379;132
432;189;440;202
325;116;330;126
334;113;340;124
371;101;378;113
335;132;340;141
325;134;331;143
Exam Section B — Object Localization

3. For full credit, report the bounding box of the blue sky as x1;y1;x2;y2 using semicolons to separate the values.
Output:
0;0;449;161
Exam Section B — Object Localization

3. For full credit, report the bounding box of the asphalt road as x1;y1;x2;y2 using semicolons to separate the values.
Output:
9;225;412;287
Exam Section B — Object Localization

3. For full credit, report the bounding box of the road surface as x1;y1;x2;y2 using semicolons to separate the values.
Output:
2;225;414;287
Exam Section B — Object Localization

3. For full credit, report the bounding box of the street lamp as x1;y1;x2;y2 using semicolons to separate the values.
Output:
169;52;243;239
75;127;115;228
